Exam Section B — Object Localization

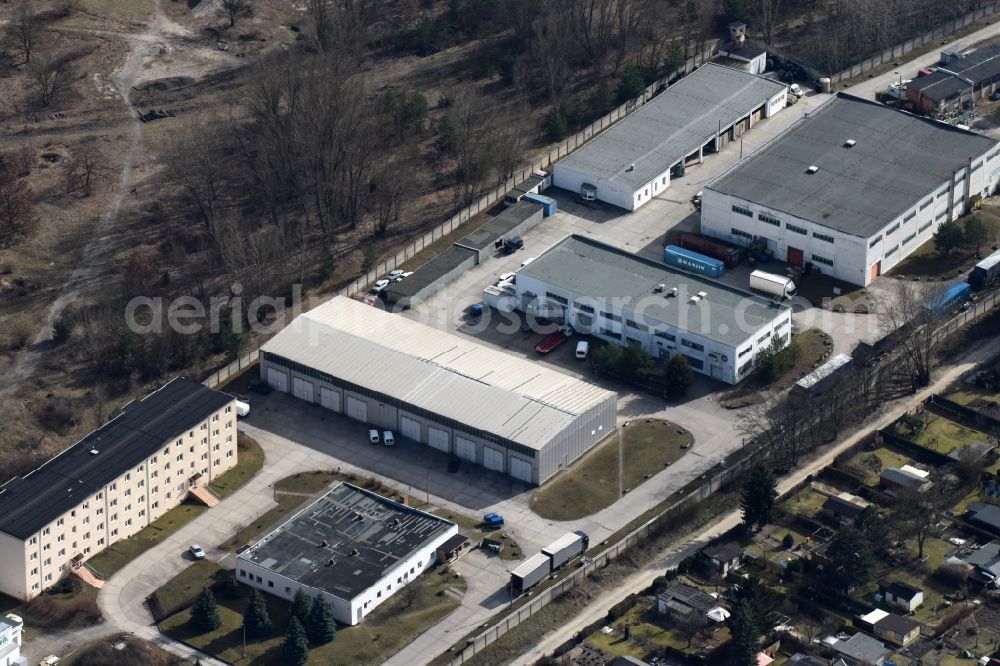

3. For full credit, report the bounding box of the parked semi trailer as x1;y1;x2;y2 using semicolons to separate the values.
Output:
925;281;971;317
510;553;551;595
749;270;797;299
663;245;725;278
542;531;589;570
678;233;744;268
970;249;1000;291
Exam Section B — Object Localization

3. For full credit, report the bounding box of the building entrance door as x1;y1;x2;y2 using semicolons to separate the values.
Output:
787;247;804;266
871;261;881;281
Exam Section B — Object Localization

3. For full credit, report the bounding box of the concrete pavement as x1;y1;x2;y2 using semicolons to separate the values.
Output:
509;333;1000;666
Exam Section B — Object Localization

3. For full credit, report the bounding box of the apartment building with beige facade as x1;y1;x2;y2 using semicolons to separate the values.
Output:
0;377;237;601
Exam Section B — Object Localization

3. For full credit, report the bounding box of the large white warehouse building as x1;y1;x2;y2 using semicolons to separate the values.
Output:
702;93;1000;286
512;235;792;385
553;63;787;211
260;296;617;485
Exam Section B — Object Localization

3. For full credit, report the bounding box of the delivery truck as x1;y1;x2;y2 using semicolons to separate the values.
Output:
663;245;725;278
749;270;797;299
542;531;589;570
678;233;744;268
924;281;971;317
510;553;551;595
970;248;1000;291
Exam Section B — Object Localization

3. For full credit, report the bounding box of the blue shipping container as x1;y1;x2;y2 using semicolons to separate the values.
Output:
664;245;725;278
924;281;971;317
523;193;557;217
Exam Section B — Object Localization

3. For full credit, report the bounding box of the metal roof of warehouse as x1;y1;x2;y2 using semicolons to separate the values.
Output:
556;63;786;191
385;245;478;299
456;200;539;252
517;235;789;347
0;378;232;540
261;296;615;450
708;93;998;238
238;483;454;598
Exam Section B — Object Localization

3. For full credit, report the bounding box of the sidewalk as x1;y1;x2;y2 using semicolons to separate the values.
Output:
510;334;1000;666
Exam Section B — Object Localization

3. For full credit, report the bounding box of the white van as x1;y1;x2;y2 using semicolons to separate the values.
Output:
235;400;250;417
383;431;395;447
575;341;589;359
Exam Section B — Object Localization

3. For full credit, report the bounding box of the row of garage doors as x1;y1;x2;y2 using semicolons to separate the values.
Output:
266;367;534;483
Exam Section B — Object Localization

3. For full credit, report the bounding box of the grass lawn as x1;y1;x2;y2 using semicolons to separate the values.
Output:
65;633;182;666
585;600;728;659
209;433;265;498
4;577;101;634
843;446;912;484
782;485;831;519
720;329;830;409
530;419;693;520
899;414;990;455
148;560;229;621
948;387;1000;411
160;564;466;665
86;501;207;579
429;508;523;561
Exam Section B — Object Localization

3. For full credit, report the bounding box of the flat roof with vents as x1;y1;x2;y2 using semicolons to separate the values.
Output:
517;235;790;347
236;483;456;598
261;296;616;452
708;93;998;239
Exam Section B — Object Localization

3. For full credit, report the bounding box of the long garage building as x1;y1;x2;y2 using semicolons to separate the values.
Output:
260;296;617;485
553;63;787;211
701;93;1000;286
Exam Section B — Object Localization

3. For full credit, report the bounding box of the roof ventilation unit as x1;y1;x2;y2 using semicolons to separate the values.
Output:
89;449;99;455
806;165;819;174
844;139;856;147
626;163;635;172
689;295;701;303
697;291;708;299
671;287;678;297
653;283;665;293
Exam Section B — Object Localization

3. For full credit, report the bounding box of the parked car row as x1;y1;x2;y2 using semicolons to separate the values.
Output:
372;269;414;294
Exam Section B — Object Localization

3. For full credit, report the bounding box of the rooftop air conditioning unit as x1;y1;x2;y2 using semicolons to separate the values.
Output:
626;163;635;172
844;139;856;147
654;283;665;293
697;291;708;299
806;165;819;174
90;449;99;455
689;295;701;303
671;287;678;297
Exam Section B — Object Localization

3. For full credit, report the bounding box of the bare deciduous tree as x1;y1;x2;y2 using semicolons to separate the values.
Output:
27;50;73;108
0;154;36;241
168;126;225;236
8;2;37;64
879;281;948;388
220;0;251;28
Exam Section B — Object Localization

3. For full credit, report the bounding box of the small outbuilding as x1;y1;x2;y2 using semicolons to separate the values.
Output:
702;541;745;576
878;580;924;613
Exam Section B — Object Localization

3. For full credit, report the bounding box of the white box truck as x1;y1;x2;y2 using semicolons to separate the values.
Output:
749;270;797;299
542;531;588;570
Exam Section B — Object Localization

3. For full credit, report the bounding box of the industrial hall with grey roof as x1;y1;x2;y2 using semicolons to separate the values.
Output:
511;235;792;385
259;296;617;484
553;62;788;211
700;93;1000;286
236;482;457;625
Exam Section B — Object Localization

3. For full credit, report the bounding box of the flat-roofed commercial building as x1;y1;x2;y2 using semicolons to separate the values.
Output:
260;296;617;484
0;378;237;601
236;482;457;625
702;93;1000;286
553;63;787;210
512;235;792;385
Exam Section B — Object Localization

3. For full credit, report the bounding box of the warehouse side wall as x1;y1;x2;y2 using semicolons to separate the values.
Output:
536;392;618;484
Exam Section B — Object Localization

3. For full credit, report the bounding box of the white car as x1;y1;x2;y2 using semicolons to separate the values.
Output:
368;429;380;444
789;83;803;97
235;399;250;417
395;271;413;282
387;269;406;281
499;272;515;283
189;544;206;560
372;279;391;294
383;431;395;447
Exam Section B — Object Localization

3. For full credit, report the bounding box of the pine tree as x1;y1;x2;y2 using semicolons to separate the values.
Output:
289;589;311;625
189;587;221;633
283;616;310;666
306;595;336;645
243;589;272;639
728;600;760;666
739;464;778;532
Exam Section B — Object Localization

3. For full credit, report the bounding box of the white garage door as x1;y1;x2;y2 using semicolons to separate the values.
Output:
483;446;504;472
456;436;476;462
400;415;421;442
320;386;341;412
267;368;288;393
510;458;533;483
292;377;314;402
428;427;449;453
346;396;367;423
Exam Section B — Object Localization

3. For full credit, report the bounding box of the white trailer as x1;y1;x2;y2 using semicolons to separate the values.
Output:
749;270;797;299
510;553;551;595
542;532;587;570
